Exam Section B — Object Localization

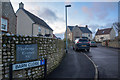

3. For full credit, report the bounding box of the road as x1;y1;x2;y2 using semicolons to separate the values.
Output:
47;46;119;79
85;46;119;78
47;47;96;78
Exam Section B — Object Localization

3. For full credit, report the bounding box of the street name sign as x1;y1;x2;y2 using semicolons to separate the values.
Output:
13;60;45;70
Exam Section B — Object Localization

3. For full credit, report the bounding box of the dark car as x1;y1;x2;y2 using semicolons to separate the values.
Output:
73;38;90;51
90;41;97;47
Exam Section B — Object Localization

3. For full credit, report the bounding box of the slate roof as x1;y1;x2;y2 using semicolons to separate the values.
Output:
68;26;92;34
68;26;74;31
22;9;53;31
79;27;92;33
96;28;112;35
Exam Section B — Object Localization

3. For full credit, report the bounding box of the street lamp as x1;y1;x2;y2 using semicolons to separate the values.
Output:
65;5;71;53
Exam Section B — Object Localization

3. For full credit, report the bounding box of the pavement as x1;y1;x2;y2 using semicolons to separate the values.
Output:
85;46;119;79
47;47;96;79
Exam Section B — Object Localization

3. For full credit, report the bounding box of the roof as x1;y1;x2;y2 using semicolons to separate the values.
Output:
22;9;53;31
68;25;92;33
68;26;74;32
96;28;112;35
79;27;92;33
53;34;57;39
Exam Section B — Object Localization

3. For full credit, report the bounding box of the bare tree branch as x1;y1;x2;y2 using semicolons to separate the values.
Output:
113;22;120;33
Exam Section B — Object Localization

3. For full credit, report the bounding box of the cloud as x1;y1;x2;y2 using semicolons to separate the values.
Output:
25;5;65;34
38;8;59;23
81;2;117;22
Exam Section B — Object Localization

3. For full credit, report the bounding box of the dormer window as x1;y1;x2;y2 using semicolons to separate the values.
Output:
1;18;8;32
45;29;46;34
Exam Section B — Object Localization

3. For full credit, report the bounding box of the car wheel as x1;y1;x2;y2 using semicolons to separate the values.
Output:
75;48;78;51
87;49;90;52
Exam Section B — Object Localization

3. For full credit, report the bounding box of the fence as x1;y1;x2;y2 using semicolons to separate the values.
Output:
1;35;65;79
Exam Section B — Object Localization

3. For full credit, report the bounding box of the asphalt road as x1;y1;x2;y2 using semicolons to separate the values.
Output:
47;47;96;78
85;46;119;78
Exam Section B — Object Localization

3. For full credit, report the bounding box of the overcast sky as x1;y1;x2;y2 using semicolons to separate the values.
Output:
10;0;119;39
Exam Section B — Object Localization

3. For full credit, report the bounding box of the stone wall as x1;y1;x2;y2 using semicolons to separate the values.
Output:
108;41;120;48
1;35;65;79
102;35;120;48
0;1;3;80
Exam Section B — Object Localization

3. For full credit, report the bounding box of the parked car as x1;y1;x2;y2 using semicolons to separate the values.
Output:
90;41;97;47
73;38;90;51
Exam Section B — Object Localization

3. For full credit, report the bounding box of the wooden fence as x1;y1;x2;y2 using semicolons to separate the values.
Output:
1;35;65;79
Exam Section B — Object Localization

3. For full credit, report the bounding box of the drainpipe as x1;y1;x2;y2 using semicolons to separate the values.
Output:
32;23;36;36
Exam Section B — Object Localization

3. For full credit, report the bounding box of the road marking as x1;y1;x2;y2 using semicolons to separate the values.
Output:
83;53;98;80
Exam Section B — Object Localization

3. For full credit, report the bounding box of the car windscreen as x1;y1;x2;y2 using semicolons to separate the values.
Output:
79;39;88;42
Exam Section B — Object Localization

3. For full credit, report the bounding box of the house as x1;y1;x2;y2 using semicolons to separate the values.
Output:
79;25;92;40
1;2;17;34
53;34;57;39
95;27;116;42
64;25;92;41
16;2;53;37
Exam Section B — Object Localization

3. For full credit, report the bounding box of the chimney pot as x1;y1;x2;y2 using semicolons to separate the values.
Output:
19;2;24;9
86;25;88;28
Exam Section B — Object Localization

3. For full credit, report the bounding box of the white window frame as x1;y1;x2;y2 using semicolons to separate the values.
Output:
1;18;8;32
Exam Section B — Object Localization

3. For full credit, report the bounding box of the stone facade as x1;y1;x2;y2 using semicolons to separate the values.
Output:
72;26;82;41
2;2;17;34
64;27;73;41
65;25;92;41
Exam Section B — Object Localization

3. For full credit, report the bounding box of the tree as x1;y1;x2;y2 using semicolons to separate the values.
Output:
113;22;120;33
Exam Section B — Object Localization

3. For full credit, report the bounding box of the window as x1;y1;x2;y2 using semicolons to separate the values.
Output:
38;27;41;33
102;31;104;33
82;34;84;37
1;18;8;31
88;34;90;37
49;30;51;34
45;29;46;34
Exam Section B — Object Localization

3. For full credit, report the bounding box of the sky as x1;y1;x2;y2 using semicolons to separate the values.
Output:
10;0;119;39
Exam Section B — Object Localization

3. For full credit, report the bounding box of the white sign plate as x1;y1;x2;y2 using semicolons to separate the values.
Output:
13;60;45;70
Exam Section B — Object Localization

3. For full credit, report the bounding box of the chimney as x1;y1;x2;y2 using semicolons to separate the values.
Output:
86;25;88;28
19;2;24;9
75;25;78;27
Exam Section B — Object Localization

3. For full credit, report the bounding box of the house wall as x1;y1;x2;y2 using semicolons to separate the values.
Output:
33;24;53;37
82;33;92;40
16;9;33;36
109;28;116;40
64;27;73;41
2;2;16;34
17;9;53;37
72;26;82;41
95;34;110;42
